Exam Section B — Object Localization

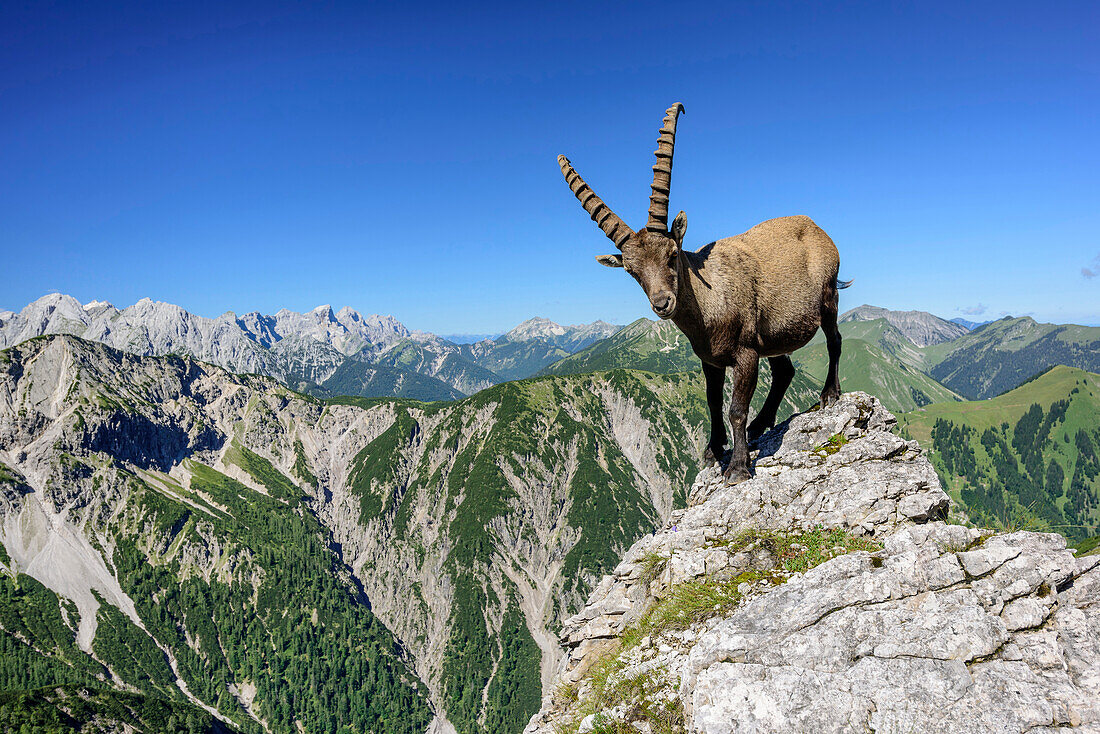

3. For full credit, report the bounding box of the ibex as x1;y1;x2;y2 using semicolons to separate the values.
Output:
558;103;850;483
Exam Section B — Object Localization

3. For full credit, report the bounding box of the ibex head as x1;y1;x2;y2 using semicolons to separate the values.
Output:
558;103;687;319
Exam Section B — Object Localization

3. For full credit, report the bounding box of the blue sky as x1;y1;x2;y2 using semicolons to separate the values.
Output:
2;1;1098;332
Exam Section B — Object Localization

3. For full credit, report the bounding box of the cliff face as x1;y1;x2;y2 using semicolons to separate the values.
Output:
526;393;1100;734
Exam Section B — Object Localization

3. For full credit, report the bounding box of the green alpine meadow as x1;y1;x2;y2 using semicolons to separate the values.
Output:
898;365;1100;544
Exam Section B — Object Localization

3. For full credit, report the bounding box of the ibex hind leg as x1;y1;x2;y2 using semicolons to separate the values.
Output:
748;355;794;442
819;279;842;408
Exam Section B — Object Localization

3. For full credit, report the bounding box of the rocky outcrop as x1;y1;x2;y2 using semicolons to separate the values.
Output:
684;526;1099;732
526;393;1100;734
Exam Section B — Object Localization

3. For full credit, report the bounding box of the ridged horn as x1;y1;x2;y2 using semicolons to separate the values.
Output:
647;103;685;231
558;155;633;248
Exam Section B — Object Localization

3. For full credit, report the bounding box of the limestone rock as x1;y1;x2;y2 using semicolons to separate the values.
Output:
526;393;1100;734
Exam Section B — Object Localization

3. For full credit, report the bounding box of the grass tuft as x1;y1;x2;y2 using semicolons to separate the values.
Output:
709;525;880;574
553;645;685;734
637;551;669;586
811;433;849;457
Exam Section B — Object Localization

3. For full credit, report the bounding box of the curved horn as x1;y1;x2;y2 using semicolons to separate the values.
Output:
647;103;685;232
558;155;633;249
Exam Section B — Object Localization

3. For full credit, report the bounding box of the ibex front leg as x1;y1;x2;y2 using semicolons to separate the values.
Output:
724;348;759;483
702;362;727;466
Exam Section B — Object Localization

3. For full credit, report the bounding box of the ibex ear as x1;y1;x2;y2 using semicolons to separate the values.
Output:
671;211;687;248
596;254;624;268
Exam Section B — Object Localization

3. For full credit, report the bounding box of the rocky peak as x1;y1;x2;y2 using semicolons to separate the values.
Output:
235;311;279;348
29;293;90;323
0;294;91;348
359;313;411;345
81;300;118;321
840;304;967;347
525;392;1100;733
504;317;622;352
507;317;567;341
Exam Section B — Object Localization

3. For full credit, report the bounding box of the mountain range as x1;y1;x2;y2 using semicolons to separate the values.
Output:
839;304;968;347
8;295;1100;416
0;295;619;403
924;317;1100;399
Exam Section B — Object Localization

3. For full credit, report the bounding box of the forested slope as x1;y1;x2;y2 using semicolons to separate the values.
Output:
898;366;1100;541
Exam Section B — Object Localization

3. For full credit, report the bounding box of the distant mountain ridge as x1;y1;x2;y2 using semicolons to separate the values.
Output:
540;318;696;377
950;316;989;330
0;292;409;364
503;317;619;352
8;295;1098;410
542;315;962;414
839;304;967;347
0;294;622;402
924;316;1100;399
820;308;1100;402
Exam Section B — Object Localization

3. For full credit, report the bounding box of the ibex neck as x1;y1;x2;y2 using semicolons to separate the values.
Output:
672;251;707;332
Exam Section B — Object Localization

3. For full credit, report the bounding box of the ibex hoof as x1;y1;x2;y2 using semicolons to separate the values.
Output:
722;464;751;485
819;388;840;409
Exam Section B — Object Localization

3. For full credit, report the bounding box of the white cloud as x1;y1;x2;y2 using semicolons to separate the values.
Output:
1083;253;1100;279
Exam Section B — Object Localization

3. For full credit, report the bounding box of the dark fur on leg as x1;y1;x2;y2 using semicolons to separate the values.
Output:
702;362;727;466
723;348;759;483
748;355;795;441
819;280;842;408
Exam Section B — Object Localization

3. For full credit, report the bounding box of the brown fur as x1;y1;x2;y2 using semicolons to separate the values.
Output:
673;216;839;362
561;107;846;483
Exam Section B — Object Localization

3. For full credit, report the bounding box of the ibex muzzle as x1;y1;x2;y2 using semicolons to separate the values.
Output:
559;103;851;484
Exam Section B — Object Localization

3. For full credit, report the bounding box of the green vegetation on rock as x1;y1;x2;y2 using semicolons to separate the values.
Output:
555;526;881;734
